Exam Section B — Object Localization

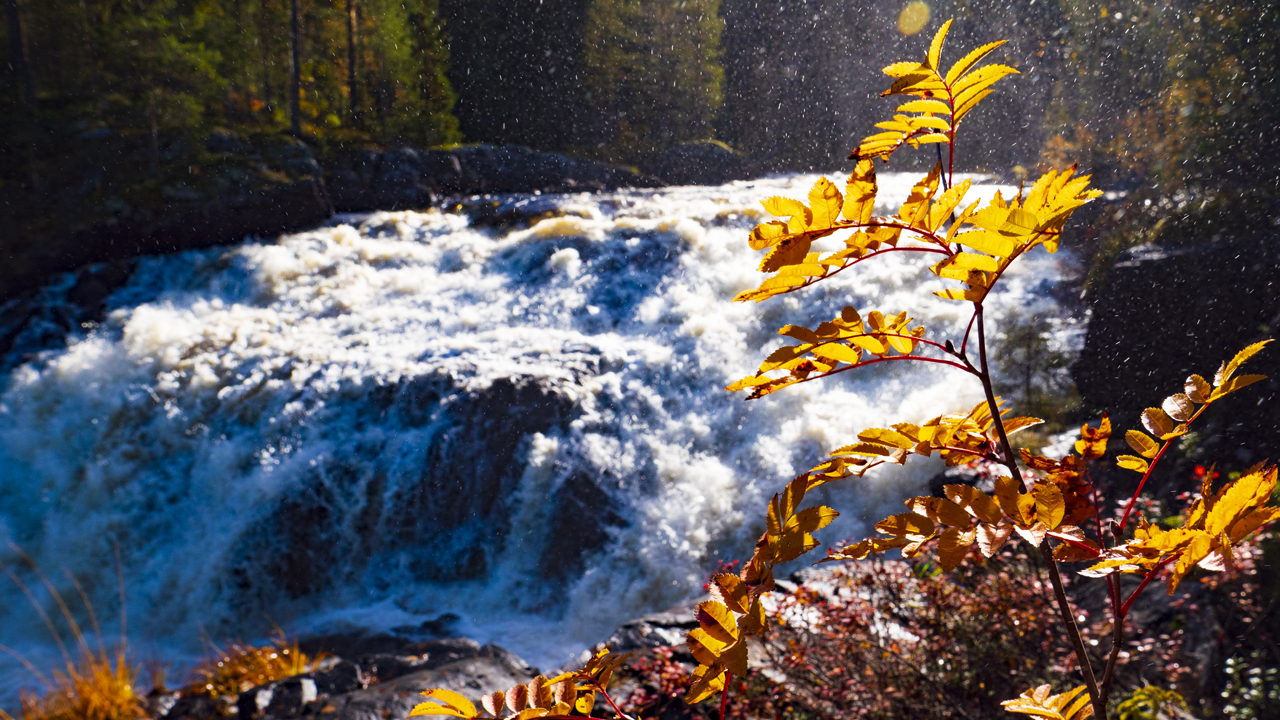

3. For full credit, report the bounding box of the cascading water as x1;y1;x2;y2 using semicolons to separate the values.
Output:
0;173;1080;687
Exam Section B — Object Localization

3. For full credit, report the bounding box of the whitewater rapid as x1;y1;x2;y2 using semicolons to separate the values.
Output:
0;173;1079;684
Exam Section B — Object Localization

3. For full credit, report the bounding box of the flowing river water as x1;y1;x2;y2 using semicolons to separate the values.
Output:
0;173;1081;690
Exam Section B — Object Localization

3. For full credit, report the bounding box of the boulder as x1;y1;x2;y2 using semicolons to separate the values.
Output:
324;144;662;213
1074;235;1280;471
641;141;755;186
306;646;534;720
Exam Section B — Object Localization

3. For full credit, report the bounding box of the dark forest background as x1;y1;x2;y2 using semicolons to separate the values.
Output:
3;0;1277;185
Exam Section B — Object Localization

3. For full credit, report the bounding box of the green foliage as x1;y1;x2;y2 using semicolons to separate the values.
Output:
582;0;724;161
1116;686;1187;720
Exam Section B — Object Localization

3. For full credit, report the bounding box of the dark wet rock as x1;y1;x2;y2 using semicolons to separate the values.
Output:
298;635;482;666
1;131;332;302
325;144;661;212
160;693;226;720
607;609;699;651
1074;235;1280;470
641;141;756;186
308;650;534;720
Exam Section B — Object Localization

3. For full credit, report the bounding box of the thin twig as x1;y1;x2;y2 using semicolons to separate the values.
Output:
976;309;1104;717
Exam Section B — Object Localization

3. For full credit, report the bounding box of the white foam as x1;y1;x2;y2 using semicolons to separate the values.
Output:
0;172;1075;691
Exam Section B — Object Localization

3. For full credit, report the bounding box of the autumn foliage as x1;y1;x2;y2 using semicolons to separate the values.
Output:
412;19;1275;720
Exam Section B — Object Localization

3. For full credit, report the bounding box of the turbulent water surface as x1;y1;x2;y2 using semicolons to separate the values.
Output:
0;173;1079;686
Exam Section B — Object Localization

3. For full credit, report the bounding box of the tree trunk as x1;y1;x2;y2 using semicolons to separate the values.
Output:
346;0;360;126
6;0;40;191
259;0;273;110
290;0;302;135
5;0;36;109
147;92;160;178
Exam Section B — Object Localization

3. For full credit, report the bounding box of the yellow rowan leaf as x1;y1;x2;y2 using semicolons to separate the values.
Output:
775;528;821;562
1140;407;1174;438
685;664;727;704
761;196;811;233
552;680;576;709
1033;481;1066;530
937;527;976;571
574;692;595;716
994;474;1023;521
897;98;953;114
697;600;739;644
1169;532;1214;594
789;505;840;534
850;334;888;354
527;676;553;709
1215;339;1271;387
905;496;972;528
945;484;1003;524
860;427;915;449
720;639;749;679
808;177;844;229
1000;417;1045;437
883;60;927;78
687;627;728;667
733;273;808;302
876;512;935;539
844;160;877;224
505;684;529;712
944;39;1007;84
934;287;988;302
1204;466;1278;537
411;689;479;719
811;343;862;365
508;710;550;720
1001;684;1094;720
1185;374;1211;404
1162;393;1195;422
709;573;750;615
740;596;768;635
1209;374;1267;401
747;220;789;250
1125;430;1159;458
1116;455;1149;473
482;692;504;717
1053;535;1102;562
926;19;953;70
955;229;1015;257
977;522;1014;557
759;234;814;273
933;253;999;279
1228;506;1280;544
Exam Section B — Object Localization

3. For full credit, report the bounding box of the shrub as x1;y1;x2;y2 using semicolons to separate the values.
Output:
408;19;1275;720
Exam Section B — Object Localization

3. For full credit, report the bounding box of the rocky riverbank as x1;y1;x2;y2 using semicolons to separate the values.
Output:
0;131;760;303
146;608;702;720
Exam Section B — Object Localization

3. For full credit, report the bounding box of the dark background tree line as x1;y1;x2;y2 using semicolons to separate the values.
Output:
1;0;1276;206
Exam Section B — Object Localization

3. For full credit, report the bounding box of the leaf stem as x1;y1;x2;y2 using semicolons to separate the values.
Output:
1039;541;1106;719
977;307;1104;717
769;354;976;394
719;671;731;720
1117;403;1209;535
593;681;631;720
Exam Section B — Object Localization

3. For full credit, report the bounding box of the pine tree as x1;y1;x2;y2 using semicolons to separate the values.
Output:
582;0;724;161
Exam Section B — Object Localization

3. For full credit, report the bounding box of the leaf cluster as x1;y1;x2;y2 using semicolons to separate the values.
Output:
409;650;630;720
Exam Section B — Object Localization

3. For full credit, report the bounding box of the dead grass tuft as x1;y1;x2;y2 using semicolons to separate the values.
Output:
191;635;320;699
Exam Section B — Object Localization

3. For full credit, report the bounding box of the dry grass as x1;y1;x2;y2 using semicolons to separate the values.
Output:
191;635;320;699
0;650;146;720
0;547;145;720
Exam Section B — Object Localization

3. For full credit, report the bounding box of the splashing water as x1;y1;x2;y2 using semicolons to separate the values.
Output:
0;173;1077;685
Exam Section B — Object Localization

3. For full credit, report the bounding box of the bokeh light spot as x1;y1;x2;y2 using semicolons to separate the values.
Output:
898;2;931;36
